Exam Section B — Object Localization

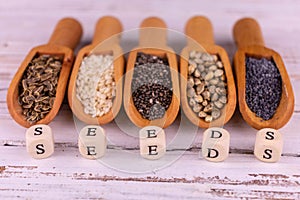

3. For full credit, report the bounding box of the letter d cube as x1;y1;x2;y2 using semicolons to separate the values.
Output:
26;124;54;159
202;127;230;162
254;128;283;163
78;125;106;159
139;126;166;160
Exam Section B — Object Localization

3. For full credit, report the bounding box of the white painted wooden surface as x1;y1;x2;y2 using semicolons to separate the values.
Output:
1;0;300;199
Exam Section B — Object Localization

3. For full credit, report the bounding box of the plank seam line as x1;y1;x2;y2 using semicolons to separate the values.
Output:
1;143;300;157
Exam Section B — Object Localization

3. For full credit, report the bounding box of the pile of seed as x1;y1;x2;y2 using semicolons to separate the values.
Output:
187;51;227;122
76;54;115;117
18;54;62;123
245;57;282;120
131;52;173;120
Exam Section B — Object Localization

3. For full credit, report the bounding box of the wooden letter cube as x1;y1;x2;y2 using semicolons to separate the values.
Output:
78;125;106;159
139;126;166;160
26;124;54;159
202;127;230;162
254;128;283;163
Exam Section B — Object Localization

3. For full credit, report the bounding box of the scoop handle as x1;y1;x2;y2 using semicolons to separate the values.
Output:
48;18;83;50
139;17;167;47
185;16;214;46
233;18;265;48
92;16;123;45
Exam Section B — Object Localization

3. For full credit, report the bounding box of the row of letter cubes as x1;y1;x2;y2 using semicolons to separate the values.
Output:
26;125;283;162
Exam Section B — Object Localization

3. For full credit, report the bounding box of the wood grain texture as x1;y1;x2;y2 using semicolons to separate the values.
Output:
68;16;125;125
123;17;180;128
180;16;237;128
0;0;300;199
6;18;82;128
233;18;295;130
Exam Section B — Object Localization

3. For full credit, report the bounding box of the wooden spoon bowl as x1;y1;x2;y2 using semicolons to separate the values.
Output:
233;18;294;130
123;17;180;128
180;16;236;128
7;18;82;128
68;16;124;125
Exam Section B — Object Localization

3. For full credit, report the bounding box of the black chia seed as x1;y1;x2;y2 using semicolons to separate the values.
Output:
131;52;173;120
245;57;282;120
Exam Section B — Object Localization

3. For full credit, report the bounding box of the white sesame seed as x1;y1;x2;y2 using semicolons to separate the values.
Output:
76;54;116;117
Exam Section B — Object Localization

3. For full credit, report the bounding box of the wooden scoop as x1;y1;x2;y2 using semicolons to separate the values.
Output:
68;16;124;125
7;18;82;128
180;16;236;128
123;17;180;128
233;18;294;130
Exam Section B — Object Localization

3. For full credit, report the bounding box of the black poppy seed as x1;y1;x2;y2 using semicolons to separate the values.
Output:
245;57;282;120
131;52;173;120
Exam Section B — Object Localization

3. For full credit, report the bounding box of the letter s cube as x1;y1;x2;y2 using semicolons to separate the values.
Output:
254;128;283;163
26;124;54;159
